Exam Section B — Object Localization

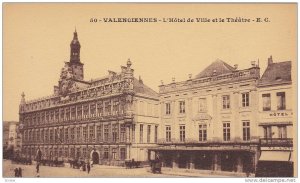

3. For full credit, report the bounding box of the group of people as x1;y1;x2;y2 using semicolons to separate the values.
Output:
78;161;92;174
13;167;22;177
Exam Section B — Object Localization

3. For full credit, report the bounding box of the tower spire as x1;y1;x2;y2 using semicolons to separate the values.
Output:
70;29;81;63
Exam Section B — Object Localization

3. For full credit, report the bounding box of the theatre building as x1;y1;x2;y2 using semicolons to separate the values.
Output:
256;57;294;177
19;31;159;165
150;59;261;174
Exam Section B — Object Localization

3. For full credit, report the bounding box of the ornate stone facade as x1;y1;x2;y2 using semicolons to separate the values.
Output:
19;31;159;165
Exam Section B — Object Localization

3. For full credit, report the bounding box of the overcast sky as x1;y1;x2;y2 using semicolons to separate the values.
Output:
3;3;296;121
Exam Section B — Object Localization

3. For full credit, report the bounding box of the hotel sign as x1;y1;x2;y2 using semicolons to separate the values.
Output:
261;146;293;151
269;112;293;117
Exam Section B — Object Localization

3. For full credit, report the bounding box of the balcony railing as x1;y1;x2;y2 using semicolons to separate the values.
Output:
259;138;293;147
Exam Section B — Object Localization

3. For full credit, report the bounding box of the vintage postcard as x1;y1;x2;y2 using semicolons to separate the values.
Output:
2;3;297;180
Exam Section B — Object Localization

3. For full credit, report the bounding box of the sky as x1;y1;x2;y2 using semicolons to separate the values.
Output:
3;3;297;121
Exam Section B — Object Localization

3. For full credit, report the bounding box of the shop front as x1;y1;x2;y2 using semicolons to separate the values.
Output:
256;148;293;177
149;144;258;174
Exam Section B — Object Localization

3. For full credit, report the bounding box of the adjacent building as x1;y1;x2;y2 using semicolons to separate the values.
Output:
19;31;159;165
3;121;21;158
256;56;294;176
151;59;261;173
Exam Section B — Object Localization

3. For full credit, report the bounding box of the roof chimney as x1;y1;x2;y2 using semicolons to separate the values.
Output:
268;55;273;65
138;75;143;84
251;61;256;67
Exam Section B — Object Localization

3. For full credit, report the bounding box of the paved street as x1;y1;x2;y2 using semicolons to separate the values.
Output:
3;160;184;178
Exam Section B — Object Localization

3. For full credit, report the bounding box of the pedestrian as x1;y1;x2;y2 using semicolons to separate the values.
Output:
18;167;22;177
36;162;40;173
14;168;19;177
87;163;91;174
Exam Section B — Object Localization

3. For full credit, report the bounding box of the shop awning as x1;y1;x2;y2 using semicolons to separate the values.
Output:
259;151;291;162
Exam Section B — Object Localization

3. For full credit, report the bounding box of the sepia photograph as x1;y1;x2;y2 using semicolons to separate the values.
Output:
2;2;297;180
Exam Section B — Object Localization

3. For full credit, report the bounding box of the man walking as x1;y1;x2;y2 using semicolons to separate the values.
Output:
18;167;22;177
14;168;19;177
87;162;91;174
36;162;40;173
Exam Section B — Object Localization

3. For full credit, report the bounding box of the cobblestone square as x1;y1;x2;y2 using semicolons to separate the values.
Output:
3;160;184;178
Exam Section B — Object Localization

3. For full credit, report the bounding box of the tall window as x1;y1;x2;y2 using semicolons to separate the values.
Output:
120;125;126;142
199;124;207;141
263;126;272;139
242;121;250;141
55;110;59;122
179;101;185;114
83;127;87;142
139;124;144;143
104;125;109;142
96;125;102;142
76;127;81;142
65;128;69;143
278;126;287;138
222;95;230;109
64;148;68;158
105;101;111;115
83;105;89;119
262;94;271;111
223;122;230;141
277;92;286;110
147;125;151;143
165;103;171;115
179;125;185;142
97;101;103;117
120;148;126;160
59;148;62;157
65;108;70;121
90;103;96;117
70;128;75;143
60;109;65;122
198;98;207;112
132;125;135;143
45;129;48;143
32;130;36;142
41;129;44;142
50;129;54;143
83;148;87;158
77;105;82;119
46;112;49;123
166;126;171;142
154;125;158;143
59;128;64;143
112;124;118;142
113;101;119;114
71;107;76;120
242;92;250;107
89;126;95;142
112;148;117;159
103;148;109;159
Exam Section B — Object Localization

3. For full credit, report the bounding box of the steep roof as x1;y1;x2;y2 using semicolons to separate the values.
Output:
259;61;291;86
195;59;235;78
133;78;158;99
